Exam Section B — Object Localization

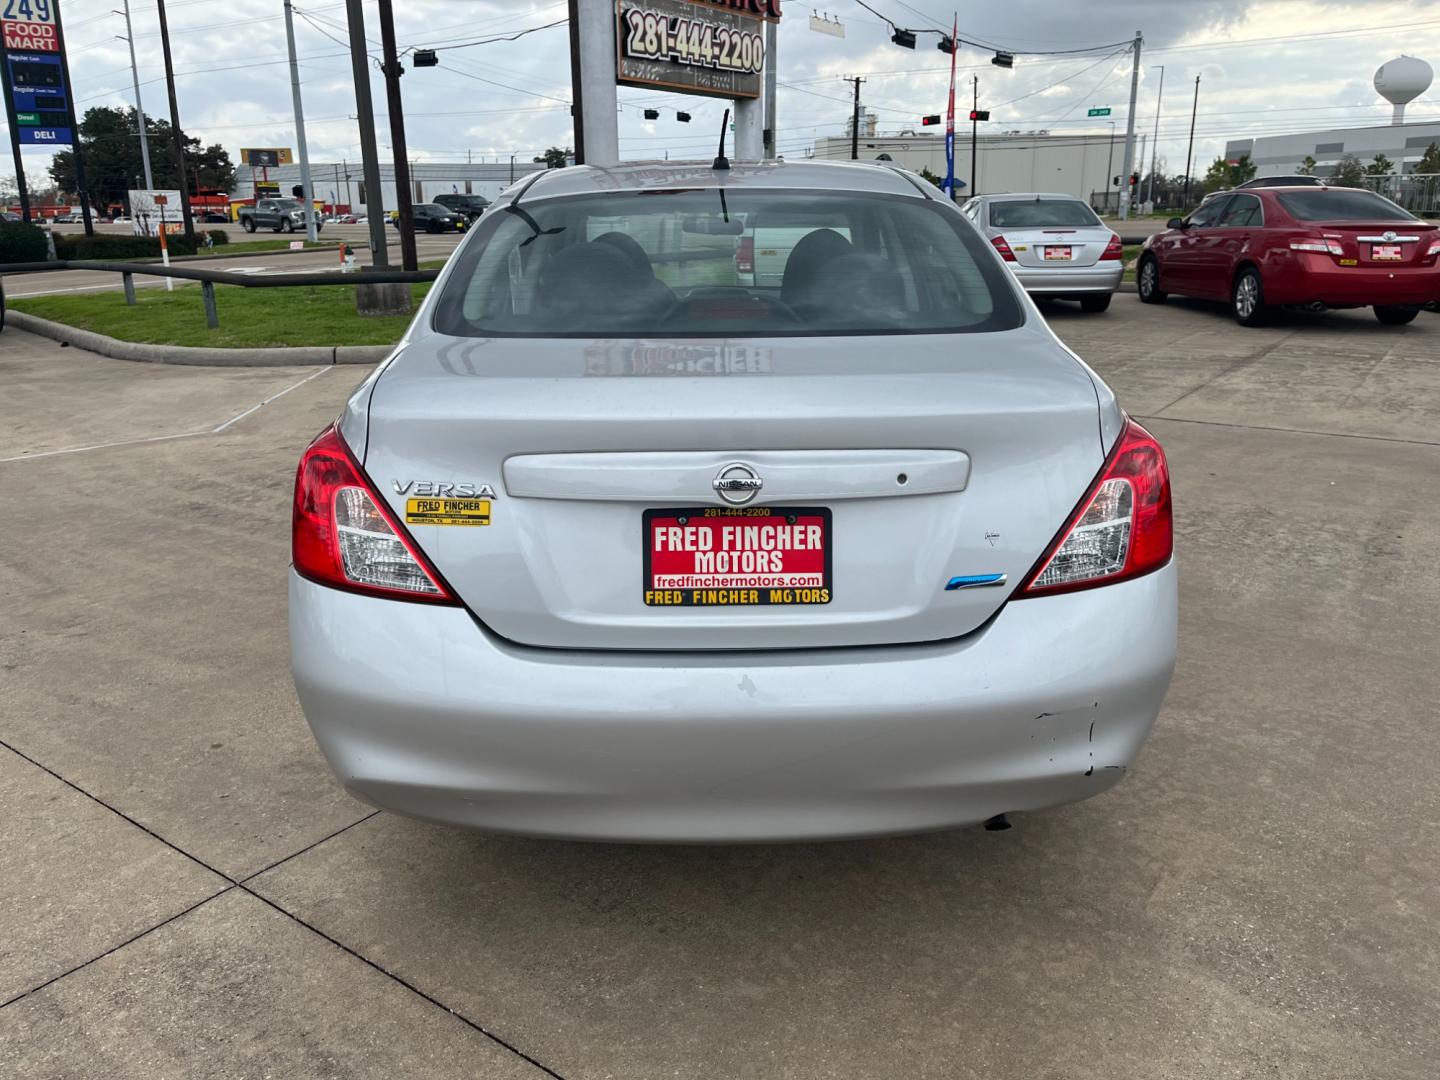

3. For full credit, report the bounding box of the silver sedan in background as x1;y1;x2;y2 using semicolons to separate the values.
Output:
961;193;1125;312
290;161;1176;843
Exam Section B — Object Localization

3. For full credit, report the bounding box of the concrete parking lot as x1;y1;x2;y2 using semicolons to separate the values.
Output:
1;296;1437;1079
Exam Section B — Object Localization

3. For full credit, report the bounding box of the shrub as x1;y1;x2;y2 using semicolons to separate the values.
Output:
52;233;200;260
0;222;51;263
205;229;229;246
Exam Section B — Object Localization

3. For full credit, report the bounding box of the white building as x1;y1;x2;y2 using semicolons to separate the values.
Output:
1226;122;1440;179
808;129;1124;202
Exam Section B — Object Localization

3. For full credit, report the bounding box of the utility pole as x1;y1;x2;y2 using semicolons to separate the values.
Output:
1145;64;1164;208
1182;75;1200;208
1105;120;1116;214
764;19;778;158
376;0;417;270
345;0;388;266
119;0;154;191
283;0;318;242
155;0;194;238
1118;30;1142;221
847;76;865;160
971;76;979;196
566;0;585;163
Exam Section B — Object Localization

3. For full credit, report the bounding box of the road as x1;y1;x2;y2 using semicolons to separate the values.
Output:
6;226;464;299
1;297;1437;1078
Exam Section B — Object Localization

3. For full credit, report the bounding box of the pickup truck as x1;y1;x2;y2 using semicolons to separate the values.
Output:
238;198;322;234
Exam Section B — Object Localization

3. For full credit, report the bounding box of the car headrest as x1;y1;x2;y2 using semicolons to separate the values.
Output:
780;229;854;306
592;231;656;278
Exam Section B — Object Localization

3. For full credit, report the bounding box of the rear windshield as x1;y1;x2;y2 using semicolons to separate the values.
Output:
432;189;1023;338
1276;190;1418;222
988;199;1100;228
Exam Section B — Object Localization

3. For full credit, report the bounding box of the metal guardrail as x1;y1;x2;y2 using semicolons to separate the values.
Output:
0;259;439;329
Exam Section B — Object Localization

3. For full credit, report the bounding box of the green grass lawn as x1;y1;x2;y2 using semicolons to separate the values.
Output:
12;278;433;348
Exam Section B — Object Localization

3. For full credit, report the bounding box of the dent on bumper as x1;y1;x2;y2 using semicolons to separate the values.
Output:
289;563;1177;841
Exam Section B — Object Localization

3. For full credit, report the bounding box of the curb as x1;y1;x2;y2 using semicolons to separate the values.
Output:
7;310;393;367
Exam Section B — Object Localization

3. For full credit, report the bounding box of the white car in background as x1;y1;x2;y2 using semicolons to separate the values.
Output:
962;193;1124;312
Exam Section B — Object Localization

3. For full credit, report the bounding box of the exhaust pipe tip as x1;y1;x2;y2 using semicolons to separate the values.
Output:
983;813;1013;832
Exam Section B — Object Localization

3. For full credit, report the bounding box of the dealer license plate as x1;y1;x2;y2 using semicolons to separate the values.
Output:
1043;246;1072;261
643;506;832;607
1371;244;1403;261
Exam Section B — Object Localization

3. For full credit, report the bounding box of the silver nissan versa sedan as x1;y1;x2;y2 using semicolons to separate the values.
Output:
290;160;1176;842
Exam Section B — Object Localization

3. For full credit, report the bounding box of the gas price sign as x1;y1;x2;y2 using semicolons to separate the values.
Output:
616;0;774;100
1;0;73;146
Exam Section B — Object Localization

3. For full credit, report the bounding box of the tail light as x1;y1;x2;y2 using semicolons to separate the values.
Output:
292;425;458;604
1099;233;1124;260
735;235;754;273
1426;238;1440;258
1018;418;1172;597
990;235;1016;262
1289;238;1344;255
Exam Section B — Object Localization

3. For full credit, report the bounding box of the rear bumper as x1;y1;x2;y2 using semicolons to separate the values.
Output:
289;562;1177;842
1269;257;1440;306
1011;263;1124;295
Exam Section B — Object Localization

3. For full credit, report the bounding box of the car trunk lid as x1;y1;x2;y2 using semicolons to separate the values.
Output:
362;329;1107;651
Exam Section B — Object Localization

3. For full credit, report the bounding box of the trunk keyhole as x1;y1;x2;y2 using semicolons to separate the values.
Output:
897;473;908;485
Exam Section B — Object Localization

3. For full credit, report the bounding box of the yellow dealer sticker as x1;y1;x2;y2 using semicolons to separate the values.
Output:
406;498;491;526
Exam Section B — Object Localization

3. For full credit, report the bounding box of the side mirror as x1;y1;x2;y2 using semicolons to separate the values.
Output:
1166;217;1186;230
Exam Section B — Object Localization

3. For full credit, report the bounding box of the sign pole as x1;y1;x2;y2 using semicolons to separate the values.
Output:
155;0;194;240
50;0;93;236
155;195;173;291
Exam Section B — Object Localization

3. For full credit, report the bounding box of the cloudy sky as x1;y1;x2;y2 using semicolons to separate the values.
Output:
15;0;1440;186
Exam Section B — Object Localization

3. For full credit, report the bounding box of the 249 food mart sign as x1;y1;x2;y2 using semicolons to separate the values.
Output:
2;0;74;145
617;0;781;100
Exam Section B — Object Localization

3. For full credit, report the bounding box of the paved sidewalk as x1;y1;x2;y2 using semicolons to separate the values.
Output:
2;299;1438;1079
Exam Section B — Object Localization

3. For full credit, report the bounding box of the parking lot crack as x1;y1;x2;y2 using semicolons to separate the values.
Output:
238;886;573;1080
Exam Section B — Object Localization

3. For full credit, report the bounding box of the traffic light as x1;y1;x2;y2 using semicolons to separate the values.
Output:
922;115;941;126
890;29;917;49
937;35;956;54
292;185;304;198
969;109;990;121
1130;172;1140;187
991;51;1014;68
643;109;659;120
413;49;438;68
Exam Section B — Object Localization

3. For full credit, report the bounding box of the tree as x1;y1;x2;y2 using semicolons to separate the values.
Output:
1417;142;1440;174
1202;153;1257;190
1366;153;1395;176
1296;155;1317;176
532;147;571;169
48;106;236;211
917;166;943;188
1331;154;1367;187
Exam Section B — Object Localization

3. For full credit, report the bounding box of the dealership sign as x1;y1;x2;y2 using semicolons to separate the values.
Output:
616;0;775;100
1;0;73;145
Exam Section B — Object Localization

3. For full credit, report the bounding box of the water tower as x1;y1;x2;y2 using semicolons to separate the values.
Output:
1374;56;1432;125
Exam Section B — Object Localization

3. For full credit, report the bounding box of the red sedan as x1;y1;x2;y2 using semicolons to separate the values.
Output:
1138;185;1440;326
